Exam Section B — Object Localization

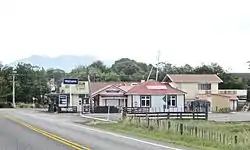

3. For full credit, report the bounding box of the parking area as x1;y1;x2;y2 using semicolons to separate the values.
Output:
209;112;250;122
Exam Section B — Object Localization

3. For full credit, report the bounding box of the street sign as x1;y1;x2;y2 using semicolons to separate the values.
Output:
63;78;79;84
58;95;68;107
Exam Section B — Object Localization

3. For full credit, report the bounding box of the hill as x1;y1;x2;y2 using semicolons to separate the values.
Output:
8;55;114;72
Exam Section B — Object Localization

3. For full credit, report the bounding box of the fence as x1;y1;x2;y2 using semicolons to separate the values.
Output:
126;117;250;148
123;107;208;120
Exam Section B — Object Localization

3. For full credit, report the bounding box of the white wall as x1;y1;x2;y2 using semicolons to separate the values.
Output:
229;100;238;111
60;81;89;95
127;94;185;112
219;89;247;96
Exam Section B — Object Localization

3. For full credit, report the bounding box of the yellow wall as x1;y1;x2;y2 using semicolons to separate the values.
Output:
170;82;219;99
211;95;230;111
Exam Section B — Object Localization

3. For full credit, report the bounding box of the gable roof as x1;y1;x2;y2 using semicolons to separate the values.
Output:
90;82;138;94
165;74;223;83
92;85;127;97
126;80;186;95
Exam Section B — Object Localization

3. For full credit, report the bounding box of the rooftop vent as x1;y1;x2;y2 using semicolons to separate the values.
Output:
146;86;167;90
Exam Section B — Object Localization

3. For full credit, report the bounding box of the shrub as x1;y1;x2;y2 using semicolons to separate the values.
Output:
218;107;230;113
0;102;13;108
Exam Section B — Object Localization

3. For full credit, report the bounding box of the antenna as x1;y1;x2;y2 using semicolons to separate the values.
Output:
147;66;154;81
155;50;160;81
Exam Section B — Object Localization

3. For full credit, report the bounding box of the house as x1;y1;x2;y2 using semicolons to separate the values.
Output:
125;80;186;112
59;80;89;111
90;80;186;112
163;74;223;100
90;82;137;108
162;74;239;112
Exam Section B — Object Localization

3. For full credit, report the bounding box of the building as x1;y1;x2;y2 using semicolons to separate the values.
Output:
90;80;186;112
59;80;89;111
162;74;240;112
125;80;186;112
163;74;223;100
90;82;137;108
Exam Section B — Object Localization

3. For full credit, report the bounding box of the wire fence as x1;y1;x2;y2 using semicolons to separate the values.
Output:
126;117;250;149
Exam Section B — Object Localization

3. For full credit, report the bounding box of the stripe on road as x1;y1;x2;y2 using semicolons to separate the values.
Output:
3;115;90;150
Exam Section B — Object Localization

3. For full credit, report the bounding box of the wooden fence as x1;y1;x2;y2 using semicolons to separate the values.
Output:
123;107;208;120
126;117;250;148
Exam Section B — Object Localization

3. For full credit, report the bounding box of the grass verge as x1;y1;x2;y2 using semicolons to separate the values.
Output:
87;119;250;150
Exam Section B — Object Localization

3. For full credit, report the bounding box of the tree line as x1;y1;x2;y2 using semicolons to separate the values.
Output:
0;58;248;103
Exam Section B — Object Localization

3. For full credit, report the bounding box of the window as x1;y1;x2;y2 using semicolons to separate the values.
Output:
198;83;211;90
167;95;177;107
140;95;151;107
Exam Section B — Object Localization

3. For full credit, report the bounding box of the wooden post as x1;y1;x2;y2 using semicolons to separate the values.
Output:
205;103;208;120
180;123;183;135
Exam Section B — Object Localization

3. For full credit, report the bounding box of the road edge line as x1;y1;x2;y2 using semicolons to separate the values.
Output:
3;115;90;150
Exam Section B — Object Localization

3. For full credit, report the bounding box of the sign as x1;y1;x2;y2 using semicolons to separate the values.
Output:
58;95;68;107
63;78;79;84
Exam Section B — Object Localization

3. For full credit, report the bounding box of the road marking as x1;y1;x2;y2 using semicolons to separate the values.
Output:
14;112;183;150
3;115;90;150
71;124;183;150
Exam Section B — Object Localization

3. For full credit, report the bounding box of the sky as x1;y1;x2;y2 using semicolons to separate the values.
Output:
0;0;250;72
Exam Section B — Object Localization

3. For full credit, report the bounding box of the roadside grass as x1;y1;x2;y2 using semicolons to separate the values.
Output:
88;118;250;150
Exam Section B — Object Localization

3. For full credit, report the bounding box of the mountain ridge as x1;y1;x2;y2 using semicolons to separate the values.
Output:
8;55;114;72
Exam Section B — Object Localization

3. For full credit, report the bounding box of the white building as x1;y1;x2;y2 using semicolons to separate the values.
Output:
59;80;89;111
125;80;186;112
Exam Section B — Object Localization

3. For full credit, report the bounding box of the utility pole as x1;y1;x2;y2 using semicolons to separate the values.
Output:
12;70;17;108
87;70;92;113
155;50;160;81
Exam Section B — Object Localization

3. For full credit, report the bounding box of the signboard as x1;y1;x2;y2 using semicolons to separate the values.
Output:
58;95;68;107
63;78;79;84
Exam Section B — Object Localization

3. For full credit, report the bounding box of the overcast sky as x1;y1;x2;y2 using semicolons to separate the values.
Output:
0;0;250;72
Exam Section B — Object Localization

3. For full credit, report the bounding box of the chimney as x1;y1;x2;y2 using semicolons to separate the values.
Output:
141;80;145;83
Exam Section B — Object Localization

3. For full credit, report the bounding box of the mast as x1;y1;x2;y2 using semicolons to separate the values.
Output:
155;50;160;81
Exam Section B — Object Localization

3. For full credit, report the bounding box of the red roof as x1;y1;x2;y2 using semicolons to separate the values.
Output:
212;94;238;100
90;82;139;93
126;80;186;95
165;74;223;83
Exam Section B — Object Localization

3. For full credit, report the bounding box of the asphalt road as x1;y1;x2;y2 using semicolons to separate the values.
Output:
0;109;191;150
0;115;74;150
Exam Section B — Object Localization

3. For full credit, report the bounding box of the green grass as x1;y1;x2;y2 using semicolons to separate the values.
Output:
88;118;250;150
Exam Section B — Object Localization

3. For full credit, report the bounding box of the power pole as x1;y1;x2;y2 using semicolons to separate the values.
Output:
12;70;17;108
155;50;160;81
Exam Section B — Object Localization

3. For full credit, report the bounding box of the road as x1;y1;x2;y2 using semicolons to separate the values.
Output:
0;116;74;150
0;109;191;150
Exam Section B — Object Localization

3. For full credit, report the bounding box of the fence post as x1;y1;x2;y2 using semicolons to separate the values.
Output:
180;123;183;135
147;117;149;128
168;121;171;130
157;113;159;127
205;104;208;120
194;127;198;137
234;135;238;144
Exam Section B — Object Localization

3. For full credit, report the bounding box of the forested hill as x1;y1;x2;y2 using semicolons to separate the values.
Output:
0;58;249;103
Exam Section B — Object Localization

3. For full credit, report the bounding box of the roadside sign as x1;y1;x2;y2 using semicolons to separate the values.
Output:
63;78;79;84
58;95;68;107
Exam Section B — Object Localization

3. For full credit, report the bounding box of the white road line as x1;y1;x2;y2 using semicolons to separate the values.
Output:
17;112;184;150
71;123;183;150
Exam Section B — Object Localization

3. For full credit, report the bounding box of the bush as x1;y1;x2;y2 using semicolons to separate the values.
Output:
0;103;13;108
218;107;230;113
16;103;32;108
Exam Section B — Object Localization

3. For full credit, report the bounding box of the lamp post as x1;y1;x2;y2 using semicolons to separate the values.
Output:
12;70;17;108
